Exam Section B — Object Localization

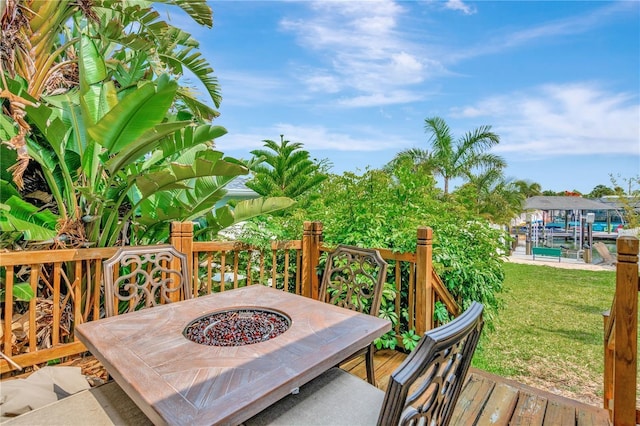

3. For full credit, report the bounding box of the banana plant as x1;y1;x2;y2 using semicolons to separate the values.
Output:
0;34;292;248
1;0;220;187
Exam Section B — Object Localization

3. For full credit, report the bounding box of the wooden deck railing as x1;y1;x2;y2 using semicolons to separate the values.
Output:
0;247;118;374
0;221;458;374
602;235;639;425
173;222;460;346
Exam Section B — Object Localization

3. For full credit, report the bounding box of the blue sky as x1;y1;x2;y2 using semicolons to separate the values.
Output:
175;1;639;194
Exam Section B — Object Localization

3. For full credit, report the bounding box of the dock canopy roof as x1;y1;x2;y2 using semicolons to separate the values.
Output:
524;196;616;211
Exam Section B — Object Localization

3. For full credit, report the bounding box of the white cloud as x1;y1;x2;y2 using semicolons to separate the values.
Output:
303;72;342;93
217;72;291;106
452;83;640;156
279;0;441;107
215;123;404;153
443;0;476;15
337;91;424;107
449;2;636;62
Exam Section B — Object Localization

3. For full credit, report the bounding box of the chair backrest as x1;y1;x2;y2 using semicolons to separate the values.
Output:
103;244;192;317
318;245;388;316
377;302;484;426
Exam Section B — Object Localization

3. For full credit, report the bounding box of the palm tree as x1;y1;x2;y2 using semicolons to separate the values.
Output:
247;135;327;199
424;117;505;195
457;169;525;226
384;148;437;175
513;180;542;199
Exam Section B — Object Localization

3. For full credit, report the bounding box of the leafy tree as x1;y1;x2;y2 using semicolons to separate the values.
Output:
587;184;615;199
241;164;506;328
246;135;327;199
610;174;640;229
424;117;505;195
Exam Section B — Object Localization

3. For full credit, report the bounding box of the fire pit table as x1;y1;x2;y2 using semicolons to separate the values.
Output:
75;285;391;425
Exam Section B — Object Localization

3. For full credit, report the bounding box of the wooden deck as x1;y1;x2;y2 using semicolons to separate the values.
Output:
4;349;613;425
343;350;612;426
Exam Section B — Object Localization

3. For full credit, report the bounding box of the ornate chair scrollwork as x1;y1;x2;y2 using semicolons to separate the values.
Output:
103;245;192;317
319;245;388;385
378;301;484;425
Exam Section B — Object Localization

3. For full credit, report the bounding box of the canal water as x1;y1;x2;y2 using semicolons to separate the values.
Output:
542;237;616;263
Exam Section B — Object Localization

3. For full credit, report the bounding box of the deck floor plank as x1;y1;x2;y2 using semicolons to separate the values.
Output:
345;350;611;426
576;406;613;426
543;400;576;426
473;381;520;426
449;373;495;426
511;391;547;426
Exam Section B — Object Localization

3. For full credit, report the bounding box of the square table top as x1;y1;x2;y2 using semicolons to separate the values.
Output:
76;285;391;425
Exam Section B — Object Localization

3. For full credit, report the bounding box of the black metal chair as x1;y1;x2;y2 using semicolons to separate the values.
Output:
103;244;192;317
245;302;484;426
318;245;388;385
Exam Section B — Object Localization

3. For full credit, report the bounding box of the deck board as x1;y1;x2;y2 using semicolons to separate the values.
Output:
544;400;577;426
473;381;520;425
511;391;547;425
448;372;494;426
344;350;612;426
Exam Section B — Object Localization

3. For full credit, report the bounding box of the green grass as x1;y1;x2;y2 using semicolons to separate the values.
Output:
472;263;621;405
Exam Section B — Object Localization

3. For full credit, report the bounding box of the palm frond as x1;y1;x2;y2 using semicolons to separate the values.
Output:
155;0;213;27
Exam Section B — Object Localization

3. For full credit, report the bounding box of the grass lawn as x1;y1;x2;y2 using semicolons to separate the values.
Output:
471;262;638;406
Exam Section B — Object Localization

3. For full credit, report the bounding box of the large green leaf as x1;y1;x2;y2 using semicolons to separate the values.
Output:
0;112;17;140
52;91;108;187
232;197;296;221
0;197;59;241
98;1;169;40
193;196;295;237
79;35;108;127
87;75;178;152
212;205;234;230
160;45;221;112
182;181;232;221
159;125;227;159
80;35;107;86
134;150;247;198
25;103;68;157
112;54;149;88
176;90;218;121
166;0;213;27
0;139;18;183
0;180;20;203
135;191;204;224
79;79;119;128
104;121;192;174
0;283;35;303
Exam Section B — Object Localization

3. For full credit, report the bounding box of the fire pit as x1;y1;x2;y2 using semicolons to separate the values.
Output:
183;308;291;346
76;285;392;425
